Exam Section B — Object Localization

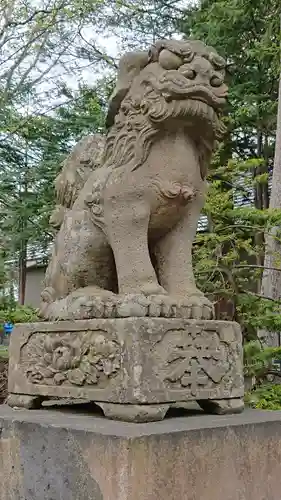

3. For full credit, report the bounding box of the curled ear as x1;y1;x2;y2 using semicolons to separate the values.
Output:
106;51;149;129
148;39;168;62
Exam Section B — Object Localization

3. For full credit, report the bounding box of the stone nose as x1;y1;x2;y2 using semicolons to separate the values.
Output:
180;58;223;88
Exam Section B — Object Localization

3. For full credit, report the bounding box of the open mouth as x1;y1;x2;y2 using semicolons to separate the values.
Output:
156;74;227;110
143;72;227;114
163;88;226;112
187;87;227;110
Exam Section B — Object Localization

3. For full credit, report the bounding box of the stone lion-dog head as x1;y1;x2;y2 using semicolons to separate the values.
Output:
103;39;228;177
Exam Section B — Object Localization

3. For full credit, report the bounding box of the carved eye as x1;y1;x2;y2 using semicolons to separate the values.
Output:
182;49;194;64
159;49;182;70
210;75;223;87
185;68;196;80
209;52;226;70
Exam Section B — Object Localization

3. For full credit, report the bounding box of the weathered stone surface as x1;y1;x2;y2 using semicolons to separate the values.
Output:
49;134;105;230
1;406;281;500
8;40;244;422
39;39;228;322
8;318;243;420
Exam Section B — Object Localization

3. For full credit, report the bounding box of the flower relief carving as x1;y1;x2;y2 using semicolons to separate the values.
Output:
21;330;121;387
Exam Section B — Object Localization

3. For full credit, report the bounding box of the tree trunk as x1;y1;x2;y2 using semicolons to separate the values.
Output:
259;46;281;346
18;144;29;307
18;242;27;306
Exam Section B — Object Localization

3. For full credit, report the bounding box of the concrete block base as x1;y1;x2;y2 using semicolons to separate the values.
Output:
1;405;281;500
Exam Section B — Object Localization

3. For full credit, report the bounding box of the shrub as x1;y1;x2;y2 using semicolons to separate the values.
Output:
243;340;281;380
0;304;39;324
244;340;281;410
245;384;281;410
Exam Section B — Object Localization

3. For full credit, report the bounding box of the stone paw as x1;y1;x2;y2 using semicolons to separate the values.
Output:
113;294;213;319
40;288;214;320
147;295;178;317
115;294;183;318
73;294;179;319
175;292;214;320
68;293;148;319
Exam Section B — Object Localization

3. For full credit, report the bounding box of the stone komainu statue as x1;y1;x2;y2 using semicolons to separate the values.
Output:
40;39;228;321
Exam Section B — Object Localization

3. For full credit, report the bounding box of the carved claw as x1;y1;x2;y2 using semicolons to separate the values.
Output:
148;295;177;318
104;302;117;318
38;288;214;320
175;292;214;320
116;295;148;317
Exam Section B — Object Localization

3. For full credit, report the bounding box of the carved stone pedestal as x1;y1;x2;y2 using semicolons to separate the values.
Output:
8;318;244;422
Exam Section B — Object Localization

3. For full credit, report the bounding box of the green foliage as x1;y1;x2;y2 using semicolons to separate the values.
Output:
245;384;281;410
0;346;9;360
184;0;281;338
243;340;281;379
0;305;39;324
0;81;106;270
182;0;280;135
0;257;6;294
181;0;279;207
193;156;281;337
94;0;183;47
243;341;281;410
1;255;38;323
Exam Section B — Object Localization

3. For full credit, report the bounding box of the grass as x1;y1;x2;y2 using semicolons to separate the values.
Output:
0;346;9;360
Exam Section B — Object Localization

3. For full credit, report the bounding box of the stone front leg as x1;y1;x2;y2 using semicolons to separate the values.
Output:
154;192;214;319
105;191;166;296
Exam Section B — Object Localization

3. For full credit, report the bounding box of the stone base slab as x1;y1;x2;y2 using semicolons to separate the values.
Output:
8;318;244;421
1;406;281;500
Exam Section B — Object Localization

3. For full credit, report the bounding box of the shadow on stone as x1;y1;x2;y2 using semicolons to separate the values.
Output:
166;405;203;419
17;418;104;500
43;400;105;416
45;400;204;421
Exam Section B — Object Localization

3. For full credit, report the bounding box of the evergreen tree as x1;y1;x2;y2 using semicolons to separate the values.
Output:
0;82;107;303
181;0;281;338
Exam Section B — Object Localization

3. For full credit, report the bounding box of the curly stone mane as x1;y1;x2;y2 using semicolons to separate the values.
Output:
102;97;159;173
102;71;226;176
